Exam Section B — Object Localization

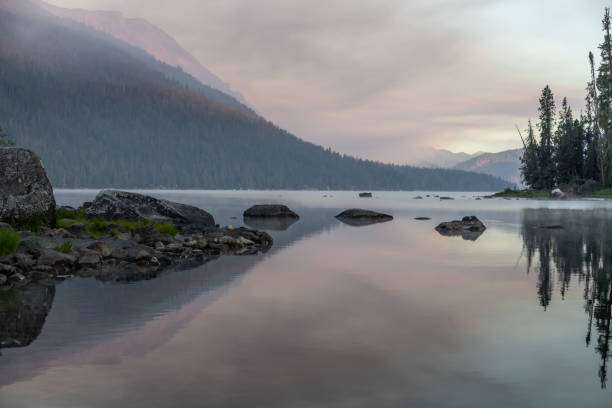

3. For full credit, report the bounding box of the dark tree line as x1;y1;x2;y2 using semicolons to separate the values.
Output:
0;3;510;191
521;209;612;388
521;8;612;190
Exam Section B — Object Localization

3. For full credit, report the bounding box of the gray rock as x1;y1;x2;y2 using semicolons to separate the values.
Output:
65;223;88;235
0;222;12;230
78;254;101;266
17;238;42;257
37;249;76;266
335;209;393;226
414;217;431;220
439;196;454;200
413;196;423;200
359;192;373;198
86;190;215;231
87;241;111;257
0;274;6;285
0;148;56;226
435;216;486;241
550;188;566;199
243;205;299;218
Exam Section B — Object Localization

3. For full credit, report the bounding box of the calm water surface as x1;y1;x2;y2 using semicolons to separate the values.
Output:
1;190;612;407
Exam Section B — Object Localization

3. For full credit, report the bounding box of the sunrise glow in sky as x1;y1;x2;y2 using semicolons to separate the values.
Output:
47;0;608;163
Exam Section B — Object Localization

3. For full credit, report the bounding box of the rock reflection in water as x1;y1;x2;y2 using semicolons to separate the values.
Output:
521;209;612;388
0;284;55;350
243;216;298;231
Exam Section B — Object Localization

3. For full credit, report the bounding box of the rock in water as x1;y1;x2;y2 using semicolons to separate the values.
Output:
86;190;215;231
550;188;566;199
435;216;486;241
0;148;56;226
243;205;299;218
335;209;393;226
359;192;373;198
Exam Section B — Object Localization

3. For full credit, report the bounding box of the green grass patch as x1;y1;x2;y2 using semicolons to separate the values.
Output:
0;229;20;256
54;209;178;236
0;289;19;308
586;188;612;198
10;214;45;232
53;240;72;253
493;189;550;198
151;221;177;236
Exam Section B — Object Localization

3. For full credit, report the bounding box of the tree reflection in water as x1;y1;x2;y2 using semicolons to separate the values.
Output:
521;209;612;388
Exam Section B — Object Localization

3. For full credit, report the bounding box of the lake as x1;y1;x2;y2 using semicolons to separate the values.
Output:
1;190;611;407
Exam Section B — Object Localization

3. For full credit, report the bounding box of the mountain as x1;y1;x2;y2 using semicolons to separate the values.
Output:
0;0;510;191
407;147;484;169
35;0;246;105
453;149;523;185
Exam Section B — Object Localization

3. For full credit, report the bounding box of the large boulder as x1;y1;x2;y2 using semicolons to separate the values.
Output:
243;205;299;218
0;148;56;227
435;216;486;241
86;190;215;231
335;209;393;226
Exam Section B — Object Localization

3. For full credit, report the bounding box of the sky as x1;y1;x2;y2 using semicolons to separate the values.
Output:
45;0;609;163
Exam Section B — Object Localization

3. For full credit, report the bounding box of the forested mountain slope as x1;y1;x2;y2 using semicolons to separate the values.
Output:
0;0;510;190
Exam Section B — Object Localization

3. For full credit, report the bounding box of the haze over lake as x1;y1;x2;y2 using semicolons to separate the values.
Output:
1;190;611;408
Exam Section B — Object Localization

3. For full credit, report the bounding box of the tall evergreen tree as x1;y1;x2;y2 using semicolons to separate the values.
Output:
586;55;602;181
520;120;540;187
537;85;557;189
554;98;575;184
598;8;612;185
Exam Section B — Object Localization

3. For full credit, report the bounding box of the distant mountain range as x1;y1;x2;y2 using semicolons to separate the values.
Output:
408;147;484;169
453;149;524;186
35;0;246;105
407;147;523;186
0;0;510;191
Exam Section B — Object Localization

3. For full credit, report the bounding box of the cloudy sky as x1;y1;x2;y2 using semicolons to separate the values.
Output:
47;0;608;163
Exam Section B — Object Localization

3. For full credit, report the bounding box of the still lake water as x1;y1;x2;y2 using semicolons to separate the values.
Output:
1;190;612;407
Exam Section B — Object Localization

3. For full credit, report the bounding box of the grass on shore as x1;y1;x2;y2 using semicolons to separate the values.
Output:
56;208;177;236
493;189;550;198
53;240;72;253
0;229;20;256
494;187;612;199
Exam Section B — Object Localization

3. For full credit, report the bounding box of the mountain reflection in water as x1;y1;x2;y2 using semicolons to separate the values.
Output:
521;209;612;388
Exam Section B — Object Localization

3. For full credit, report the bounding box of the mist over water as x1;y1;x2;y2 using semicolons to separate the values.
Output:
1;190;611;407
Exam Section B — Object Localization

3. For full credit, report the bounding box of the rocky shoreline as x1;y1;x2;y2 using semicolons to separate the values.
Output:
0;194;273;288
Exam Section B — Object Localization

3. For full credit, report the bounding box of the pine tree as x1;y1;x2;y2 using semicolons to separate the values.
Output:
586;55;602;181
537;85;557;189
554;98;574;184
0;127;15;147
598;8;612;185
520;120;540;188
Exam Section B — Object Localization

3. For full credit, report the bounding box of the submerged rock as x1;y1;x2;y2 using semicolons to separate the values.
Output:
435;216;486;241
414;217;431;220
86;190;215;232
335;209;393;226
243;205;299;218
439;196;454;200
359;192;373;198
0;148;56;226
